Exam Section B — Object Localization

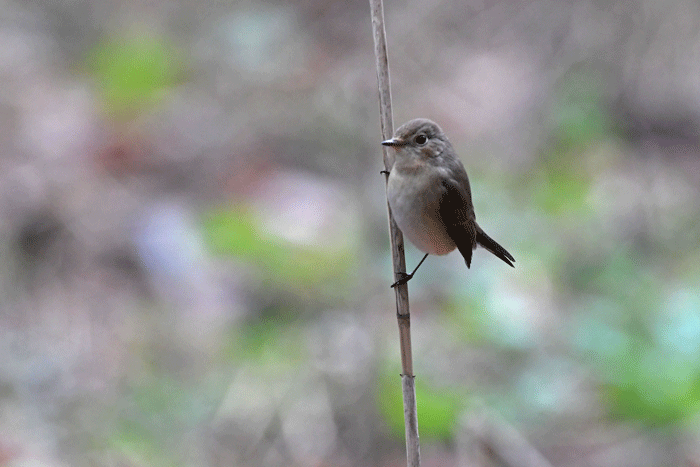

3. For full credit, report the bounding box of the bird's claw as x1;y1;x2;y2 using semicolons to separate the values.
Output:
390;272;413;288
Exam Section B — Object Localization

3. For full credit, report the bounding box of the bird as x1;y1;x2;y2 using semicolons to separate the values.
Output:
382;118;514;287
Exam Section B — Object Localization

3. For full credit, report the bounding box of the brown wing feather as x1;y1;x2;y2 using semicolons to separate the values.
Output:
438;179;477;268
438;178;516;268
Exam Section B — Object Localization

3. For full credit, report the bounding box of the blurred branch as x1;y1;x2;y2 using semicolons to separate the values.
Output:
369;0;420;465
461;408;554;467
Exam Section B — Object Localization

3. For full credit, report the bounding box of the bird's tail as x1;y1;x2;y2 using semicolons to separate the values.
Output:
475;226;515;267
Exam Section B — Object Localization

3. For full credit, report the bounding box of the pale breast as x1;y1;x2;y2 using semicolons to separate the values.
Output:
387;167;456;256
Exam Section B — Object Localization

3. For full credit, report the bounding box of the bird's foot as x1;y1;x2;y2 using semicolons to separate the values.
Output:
390;271;413;288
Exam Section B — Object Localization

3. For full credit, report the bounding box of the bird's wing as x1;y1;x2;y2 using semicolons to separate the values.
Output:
438;178;477;268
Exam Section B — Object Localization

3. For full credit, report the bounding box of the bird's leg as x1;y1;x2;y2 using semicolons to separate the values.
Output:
380;170;390;176
391;253;429;288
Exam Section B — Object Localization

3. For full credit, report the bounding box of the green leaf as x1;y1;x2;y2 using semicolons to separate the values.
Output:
88;33;180;119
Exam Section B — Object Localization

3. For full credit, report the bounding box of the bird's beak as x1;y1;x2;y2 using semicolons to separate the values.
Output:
381;137;405;147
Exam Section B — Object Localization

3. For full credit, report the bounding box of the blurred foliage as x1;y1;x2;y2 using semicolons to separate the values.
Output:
529;68;611;214
109;371;221;466
87;33;181;120
531;168;590;215
575;286;700;425
550;68;610;152
222;317;305;365
114;413;179;467
202;205;356;299
445;292;491;344
377;367;463;441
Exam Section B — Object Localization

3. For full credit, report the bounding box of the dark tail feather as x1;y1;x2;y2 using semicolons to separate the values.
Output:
475;227;515;267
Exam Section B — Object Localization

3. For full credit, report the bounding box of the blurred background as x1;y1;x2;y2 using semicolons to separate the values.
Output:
1;0;699;466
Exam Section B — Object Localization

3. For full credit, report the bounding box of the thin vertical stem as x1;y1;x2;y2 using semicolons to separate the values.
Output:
368;0;421;465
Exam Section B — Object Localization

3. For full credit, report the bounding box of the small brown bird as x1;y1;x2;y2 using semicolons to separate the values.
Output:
382;118;514;286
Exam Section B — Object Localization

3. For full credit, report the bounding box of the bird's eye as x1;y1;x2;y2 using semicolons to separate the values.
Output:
414;134;428;145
